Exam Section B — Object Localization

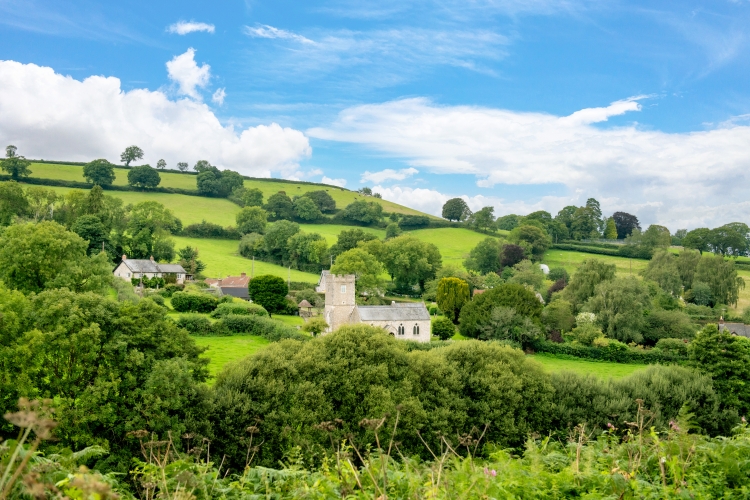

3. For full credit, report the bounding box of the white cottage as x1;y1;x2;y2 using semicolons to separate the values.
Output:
317;272;432;343
113;255;190;284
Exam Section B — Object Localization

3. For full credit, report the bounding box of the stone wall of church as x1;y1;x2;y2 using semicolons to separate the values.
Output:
323;274;356;333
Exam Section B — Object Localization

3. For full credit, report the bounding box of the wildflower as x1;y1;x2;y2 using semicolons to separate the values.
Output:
669;420;680;432
606;422;614;430
483;467;497;477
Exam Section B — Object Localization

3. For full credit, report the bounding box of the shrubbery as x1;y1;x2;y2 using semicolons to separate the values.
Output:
221;313;308;341
210;301;268;318
458;283;543;339
175;314;227;335
531;338;688;364
431;315;455;340
171;291;219;313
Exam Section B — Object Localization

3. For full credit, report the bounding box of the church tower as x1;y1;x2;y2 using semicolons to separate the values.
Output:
323;274;356;333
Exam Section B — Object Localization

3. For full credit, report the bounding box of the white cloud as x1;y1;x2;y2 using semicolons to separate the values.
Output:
0;59;311;178
321;176;347;187
360;167;418;184
167;21;215;35
244;25;315;44
166;48;211;100
211;88;226;105
309;97;750;228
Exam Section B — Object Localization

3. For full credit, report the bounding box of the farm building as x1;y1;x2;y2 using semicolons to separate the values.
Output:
113;255;189;284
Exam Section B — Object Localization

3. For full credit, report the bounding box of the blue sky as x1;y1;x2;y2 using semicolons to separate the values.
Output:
1;0;750;228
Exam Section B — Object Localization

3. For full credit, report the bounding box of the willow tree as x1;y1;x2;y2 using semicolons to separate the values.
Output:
437;277;470;323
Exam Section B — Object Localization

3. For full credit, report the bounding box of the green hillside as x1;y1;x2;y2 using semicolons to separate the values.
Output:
27;162;429;216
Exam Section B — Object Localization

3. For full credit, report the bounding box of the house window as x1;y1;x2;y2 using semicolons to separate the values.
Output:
413;324;420;335
127;273;131;278
341;285;347;293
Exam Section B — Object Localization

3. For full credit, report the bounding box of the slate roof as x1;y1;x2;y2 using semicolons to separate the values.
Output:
121;259;186;274
356;303;430;322
221;287;249;299
720;323;750;338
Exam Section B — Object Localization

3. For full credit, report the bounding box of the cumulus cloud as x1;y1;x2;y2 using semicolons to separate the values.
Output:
211;88;226;105
360;167;418;184
309;97;750;228
0;60;311;177
166;48;211;99
167;21;215;35
244;25;315;44
322;176;347;187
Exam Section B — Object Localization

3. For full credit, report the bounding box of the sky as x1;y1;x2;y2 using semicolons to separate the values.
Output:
1;0;750;230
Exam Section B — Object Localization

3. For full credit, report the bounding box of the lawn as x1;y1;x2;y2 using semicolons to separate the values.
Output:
192;335;271;379
530;353;647;379
172;236;319;282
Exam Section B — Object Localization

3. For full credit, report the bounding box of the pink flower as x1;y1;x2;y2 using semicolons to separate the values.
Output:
483;468;497;477
669;421;680;432
607;423;615;430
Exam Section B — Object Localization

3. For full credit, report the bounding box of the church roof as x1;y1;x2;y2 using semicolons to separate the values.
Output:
721;323;750;338
356;303;430;322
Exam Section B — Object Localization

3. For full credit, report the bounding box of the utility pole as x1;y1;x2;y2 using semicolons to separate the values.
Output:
288;266;291;289
252;256;254;278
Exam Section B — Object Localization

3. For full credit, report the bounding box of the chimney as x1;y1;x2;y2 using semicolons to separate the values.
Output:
122;254;127;261
150;255;155;262
719;316;725;325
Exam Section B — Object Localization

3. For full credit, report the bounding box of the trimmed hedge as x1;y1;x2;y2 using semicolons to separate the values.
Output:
550;243;621;256
175;314;228;336
210;302;268;318
531;339;687;364
171;291;219;313
222;314;309;341
181;221;241;239
558;240;622;250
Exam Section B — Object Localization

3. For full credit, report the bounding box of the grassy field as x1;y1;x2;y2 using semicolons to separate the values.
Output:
541;249;649;277
173;236;319;282
409;228;508;268
192;335;271;379
26;162;428;216
530;353;647;379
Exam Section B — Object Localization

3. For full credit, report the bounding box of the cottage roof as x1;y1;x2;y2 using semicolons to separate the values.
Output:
220;274;250;287
720;323;750;338
356;303;430;322
298;299;313;308
120;259;187;274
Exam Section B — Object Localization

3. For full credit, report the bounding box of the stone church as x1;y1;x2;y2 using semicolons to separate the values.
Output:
316;271;432;343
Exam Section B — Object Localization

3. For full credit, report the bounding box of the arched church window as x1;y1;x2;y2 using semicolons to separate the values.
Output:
398;324;404;335
413;324;419;335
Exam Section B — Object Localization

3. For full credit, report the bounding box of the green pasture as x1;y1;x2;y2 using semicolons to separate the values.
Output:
192;335;271;379
530;353;647;379
409;228;507;268
26;162;427;216
542;249;649;277
172;236;319;282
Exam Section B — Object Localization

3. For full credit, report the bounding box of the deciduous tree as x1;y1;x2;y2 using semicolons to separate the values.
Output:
612;211;641;239
127;165;161;188
120;145;144;166
331;248;384;294
264;192;295;220
1;145;31;180
442;198;471;221
562;258;616;309
302;190;336;213
383;235;442;291
293;196;323;221
236;206;268;235
83;159;115;186
464;237;500;275
583;276;651;344
510;225;551;261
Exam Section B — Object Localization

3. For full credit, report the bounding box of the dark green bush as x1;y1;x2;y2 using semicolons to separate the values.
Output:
642;309;697;345
160;283;183;298
398;215;430;230
182;220;241;239
146;294;165;307
548;365;719;436
210;328;553;469
531;339;687;364
171;291;219;313
175;314;228;335
547;267;570;283
222;314;307;341
431;316;455;340
655;338;689;355
210;302;268;318
458;283;543;338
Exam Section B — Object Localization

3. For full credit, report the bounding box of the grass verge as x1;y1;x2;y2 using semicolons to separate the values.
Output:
529;353;647;379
